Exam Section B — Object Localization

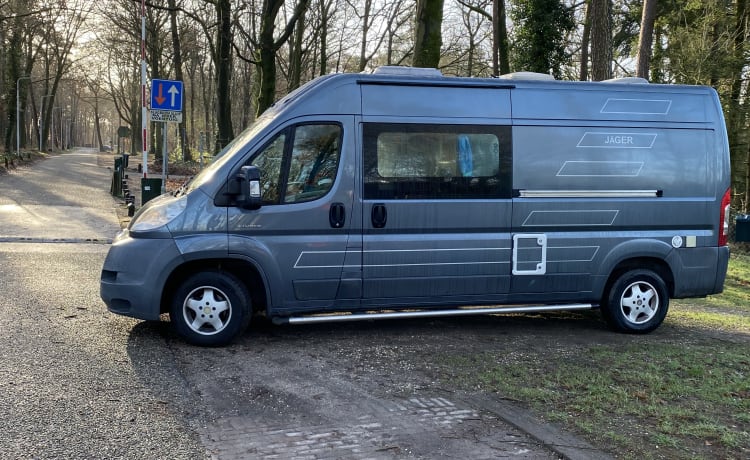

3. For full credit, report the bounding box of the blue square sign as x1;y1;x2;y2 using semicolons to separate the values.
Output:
151;79;183;112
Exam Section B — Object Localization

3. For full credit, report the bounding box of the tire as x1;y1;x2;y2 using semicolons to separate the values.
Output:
602;269;669;334
169;270;251;346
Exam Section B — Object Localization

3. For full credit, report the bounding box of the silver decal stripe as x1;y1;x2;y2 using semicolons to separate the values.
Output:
364;247;510;269
522;210;619;227
294;250;347;269
577;132;657;148
600;98;672;115
294;248;511;269
546;245;600;263
556;161;644;177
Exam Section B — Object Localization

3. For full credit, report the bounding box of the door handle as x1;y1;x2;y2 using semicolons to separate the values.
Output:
329;202;345;228
371;203;387;228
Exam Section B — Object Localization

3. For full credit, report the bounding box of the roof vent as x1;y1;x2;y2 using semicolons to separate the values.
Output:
371;66;443;77
602;77;649;84
498;71;555;81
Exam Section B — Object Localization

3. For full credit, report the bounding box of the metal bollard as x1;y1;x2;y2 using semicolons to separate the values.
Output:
126;195;136;217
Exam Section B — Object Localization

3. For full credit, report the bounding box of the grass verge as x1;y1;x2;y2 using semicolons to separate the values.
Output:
439;253;750;459
461;342;749;459
0;150;50;175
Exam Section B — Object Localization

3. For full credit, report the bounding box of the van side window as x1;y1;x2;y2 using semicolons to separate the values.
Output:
363;123;511;199
250;123;343;205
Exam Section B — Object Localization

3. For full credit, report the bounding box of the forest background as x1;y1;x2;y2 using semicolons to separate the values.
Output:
1;0;749;211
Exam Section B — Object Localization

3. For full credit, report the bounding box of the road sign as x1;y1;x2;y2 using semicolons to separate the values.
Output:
150;110;183;123
150;79;183;112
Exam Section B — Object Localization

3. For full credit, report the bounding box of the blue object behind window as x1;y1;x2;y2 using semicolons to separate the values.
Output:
457;135;473;177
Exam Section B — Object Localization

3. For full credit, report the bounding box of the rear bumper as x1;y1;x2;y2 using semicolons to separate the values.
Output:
100;231;184;320
670;245;730;298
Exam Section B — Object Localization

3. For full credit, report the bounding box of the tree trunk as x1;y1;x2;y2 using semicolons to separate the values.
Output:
256;1;279;117
240;62;253;128
319;0;330;75
215;0;234;150
492;0;509;75
168;0;188;161
412;0;445;68
41;56;56;151
590;0;612;81
255;0;310;117
579;0;591;81
492;0;499;75
4;27;22;153
635;0;657;79
130;102;139;156
730;0;748;103
201;59;214;149
730;0;749;210
289;5;307;89
187;60;197;154
359;0;372;71
94;99;104;150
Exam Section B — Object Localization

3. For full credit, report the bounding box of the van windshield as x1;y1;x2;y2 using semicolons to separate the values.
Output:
179;115;274;195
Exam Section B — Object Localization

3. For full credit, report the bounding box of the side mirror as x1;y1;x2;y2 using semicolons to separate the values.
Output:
237;165;262;210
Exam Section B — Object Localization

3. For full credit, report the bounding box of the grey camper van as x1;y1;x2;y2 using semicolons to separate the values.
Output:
100;67;731;346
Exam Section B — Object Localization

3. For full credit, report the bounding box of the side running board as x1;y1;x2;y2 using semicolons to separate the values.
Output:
274;303;596;325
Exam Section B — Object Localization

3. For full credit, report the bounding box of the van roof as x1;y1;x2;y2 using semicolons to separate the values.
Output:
266;66;720;123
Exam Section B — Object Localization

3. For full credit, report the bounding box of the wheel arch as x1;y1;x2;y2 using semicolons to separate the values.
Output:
601;257;675;303
160;257;270;317
594;239;675;299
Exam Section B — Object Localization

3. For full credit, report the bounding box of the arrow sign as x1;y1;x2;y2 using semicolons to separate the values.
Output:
168;85;179;107
150;79;183;112
154;83;166;105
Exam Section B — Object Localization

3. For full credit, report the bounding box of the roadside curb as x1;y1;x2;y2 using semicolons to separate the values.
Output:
458;393;614;460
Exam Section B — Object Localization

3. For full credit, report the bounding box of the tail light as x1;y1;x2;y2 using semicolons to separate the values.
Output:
718;188;731;246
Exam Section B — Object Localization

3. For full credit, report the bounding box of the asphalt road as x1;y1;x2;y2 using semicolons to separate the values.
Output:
0;149;607;459
0;151;205;458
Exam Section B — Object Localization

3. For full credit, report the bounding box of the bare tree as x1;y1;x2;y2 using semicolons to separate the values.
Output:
635;0;657;79
456;0;501;75
233;0;309;117
35;1;87;151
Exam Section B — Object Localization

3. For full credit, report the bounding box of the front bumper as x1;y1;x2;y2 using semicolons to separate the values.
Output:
100;231;184;320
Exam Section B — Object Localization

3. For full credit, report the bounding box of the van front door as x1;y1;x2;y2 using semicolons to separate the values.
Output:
228;117;357;313
360;122;513;306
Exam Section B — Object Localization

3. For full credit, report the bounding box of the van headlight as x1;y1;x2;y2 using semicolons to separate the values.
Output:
130;195;187;232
